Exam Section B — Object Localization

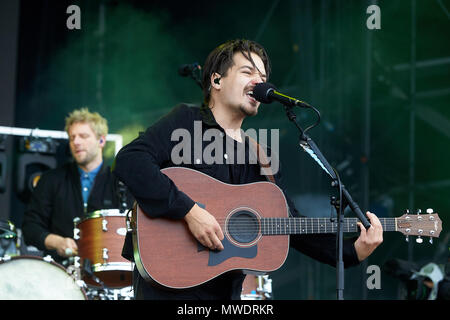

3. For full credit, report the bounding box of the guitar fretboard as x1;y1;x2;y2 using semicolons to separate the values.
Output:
260;217;396;235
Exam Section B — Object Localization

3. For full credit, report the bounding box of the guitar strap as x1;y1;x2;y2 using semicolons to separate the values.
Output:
246;136;276;184
247;136;298;218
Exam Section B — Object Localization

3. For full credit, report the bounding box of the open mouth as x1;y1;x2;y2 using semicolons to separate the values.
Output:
245;89;257;104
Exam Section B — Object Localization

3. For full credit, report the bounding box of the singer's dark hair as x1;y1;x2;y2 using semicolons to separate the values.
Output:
201;39;271;105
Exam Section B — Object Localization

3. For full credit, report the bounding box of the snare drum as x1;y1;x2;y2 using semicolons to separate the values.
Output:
0;220;19;258
74;209;132;288
241;274;273;300
0;256;86;300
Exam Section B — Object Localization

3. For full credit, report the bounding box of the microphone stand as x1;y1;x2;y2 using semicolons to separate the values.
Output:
182;62;203;90
118;181;128;213
281;103;371;300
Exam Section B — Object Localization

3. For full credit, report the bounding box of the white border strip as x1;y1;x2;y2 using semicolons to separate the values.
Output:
0;126;122;155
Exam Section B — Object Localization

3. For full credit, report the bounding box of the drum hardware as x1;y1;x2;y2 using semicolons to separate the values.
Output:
15;228;23;251
85;286;134;300
74;255;81;268
102;218;108;231
82;258;107;287
73;257;134;300
0;220;20;258
116;227;127;236
59;256;134;300
241;274;273;300
63;256;83;282
117;181;128;213
102;248;109;264
126;207;133;232
257;275;273;299
0;254;12;262
0;220;16;239
73;217;81;240
63;257;88;297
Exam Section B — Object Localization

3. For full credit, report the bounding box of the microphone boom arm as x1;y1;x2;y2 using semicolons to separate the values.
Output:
285;104;371;229
298;132;371;229
281;103;371;301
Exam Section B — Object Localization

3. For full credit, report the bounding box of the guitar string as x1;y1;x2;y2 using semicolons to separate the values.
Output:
211;217;398;226
143;214;431;235
205;218;400;235
203;218;399;227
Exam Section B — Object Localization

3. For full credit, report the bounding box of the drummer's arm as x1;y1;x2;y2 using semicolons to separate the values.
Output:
23;172;78;258
22;172;55;251
44;234;78;257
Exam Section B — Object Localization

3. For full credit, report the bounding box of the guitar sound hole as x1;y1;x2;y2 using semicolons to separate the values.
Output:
227;210;259;245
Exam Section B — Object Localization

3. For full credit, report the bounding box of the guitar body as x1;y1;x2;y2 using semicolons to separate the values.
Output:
132;167;290;289
130;167;443;289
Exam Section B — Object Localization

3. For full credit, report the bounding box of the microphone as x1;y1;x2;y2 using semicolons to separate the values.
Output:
252;82;311;108
178;63;201;77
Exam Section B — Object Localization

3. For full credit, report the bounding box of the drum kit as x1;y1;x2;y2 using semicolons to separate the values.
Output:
0;209;133;300
0;210;273;300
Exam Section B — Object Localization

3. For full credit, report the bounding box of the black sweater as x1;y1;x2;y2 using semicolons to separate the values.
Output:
113;104;360;299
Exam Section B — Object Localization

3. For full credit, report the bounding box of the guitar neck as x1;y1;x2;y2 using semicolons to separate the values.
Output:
260;217;396;236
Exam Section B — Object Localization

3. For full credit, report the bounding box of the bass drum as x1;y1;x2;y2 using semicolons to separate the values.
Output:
0;256;87;300
241;274;273;300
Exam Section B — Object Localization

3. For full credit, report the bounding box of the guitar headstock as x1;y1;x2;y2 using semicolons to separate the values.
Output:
397;209;442;244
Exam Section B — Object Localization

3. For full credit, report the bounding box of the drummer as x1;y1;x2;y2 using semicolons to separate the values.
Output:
22;108;134;264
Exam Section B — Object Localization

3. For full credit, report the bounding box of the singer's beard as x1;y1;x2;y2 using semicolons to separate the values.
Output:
239;104;258;117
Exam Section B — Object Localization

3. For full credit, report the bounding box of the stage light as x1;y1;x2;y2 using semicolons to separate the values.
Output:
16;137;58;202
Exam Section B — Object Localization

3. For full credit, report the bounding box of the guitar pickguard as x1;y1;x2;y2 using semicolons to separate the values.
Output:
197;237;257;266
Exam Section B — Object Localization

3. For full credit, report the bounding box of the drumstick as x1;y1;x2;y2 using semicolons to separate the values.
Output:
65;248;78;256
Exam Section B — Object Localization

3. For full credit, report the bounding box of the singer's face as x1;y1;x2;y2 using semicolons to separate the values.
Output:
219;52;267;117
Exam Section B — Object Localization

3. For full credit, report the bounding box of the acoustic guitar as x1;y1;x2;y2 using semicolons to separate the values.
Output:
130;167;442;289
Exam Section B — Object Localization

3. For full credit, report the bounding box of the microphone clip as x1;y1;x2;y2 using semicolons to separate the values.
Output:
178;62;203;90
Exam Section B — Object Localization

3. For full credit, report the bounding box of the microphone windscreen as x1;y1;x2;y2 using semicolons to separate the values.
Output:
178;63;200;77
252;82;277;104
178;64;191;77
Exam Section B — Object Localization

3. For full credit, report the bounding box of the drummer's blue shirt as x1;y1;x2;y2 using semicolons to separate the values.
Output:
78;162;103;209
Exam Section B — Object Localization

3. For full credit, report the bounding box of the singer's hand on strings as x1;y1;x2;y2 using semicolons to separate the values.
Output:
354;212;383;261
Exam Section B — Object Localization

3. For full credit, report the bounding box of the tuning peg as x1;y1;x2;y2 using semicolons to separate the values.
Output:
429;237;433;244
416;209;423;220
426;208;434;214
405;235;409;242
416;236;423;244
